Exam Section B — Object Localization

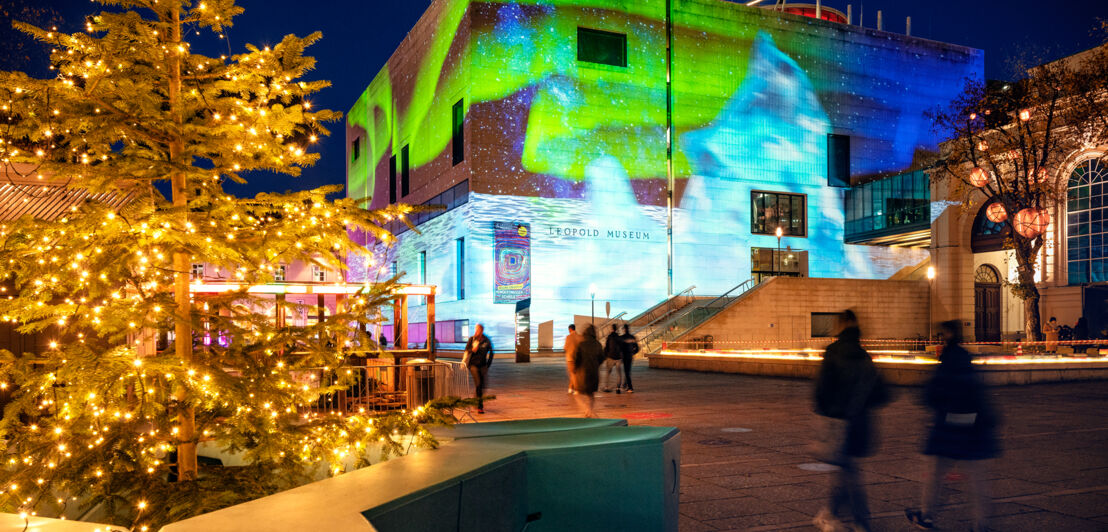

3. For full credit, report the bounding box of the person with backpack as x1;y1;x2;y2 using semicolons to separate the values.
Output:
905;320;999;531
812;310;890;532
620;323;640;393
601;324;624;393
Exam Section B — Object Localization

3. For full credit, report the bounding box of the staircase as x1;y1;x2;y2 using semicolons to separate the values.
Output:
636;278;763;355
627;286;698;331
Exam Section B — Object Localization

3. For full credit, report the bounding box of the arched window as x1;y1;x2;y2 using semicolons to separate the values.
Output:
971;199;1009;253
975;264;1001;284
1066;159;1108;284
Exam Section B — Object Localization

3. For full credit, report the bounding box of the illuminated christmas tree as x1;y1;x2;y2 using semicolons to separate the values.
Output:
0;1;450;527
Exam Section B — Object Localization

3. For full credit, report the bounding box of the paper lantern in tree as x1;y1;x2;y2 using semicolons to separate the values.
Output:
985;202;1008;223
1019;108;1031;122
1014;208;1049;238
1034;167;1049;183
977;140;989;152
969;166;990;187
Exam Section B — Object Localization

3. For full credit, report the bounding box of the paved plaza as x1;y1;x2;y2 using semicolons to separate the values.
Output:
465;356;1108;531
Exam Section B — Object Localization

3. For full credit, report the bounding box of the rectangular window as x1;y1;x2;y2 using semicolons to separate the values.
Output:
274;265;286;282
577;27;627;67
751;191;806;236
311;265;326;283
400;145;410;197
827;134;850;187
452;99;464;165
811;313;840;338
456;238;465;300
418;251;427;285
190;263;205;280
388;154;397;204
751;248;805;283
390;261;397;278
350;137;360;163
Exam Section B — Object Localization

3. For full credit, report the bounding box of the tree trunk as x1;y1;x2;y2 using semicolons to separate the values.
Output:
1014;248;1043;342
1024;291;1043;344
168;6;198;482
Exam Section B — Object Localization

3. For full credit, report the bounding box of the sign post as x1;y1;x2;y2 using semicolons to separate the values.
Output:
514;298;531;363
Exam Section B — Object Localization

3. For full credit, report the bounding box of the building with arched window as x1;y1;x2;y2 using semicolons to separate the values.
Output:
931;143;1108;342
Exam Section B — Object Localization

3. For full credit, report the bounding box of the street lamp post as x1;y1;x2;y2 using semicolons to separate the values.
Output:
589;283;597;326
774;226;784;277
926;266;936;343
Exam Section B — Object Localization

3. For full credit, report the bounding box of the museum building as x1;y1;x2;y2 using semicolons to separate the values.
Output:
344;0;982;346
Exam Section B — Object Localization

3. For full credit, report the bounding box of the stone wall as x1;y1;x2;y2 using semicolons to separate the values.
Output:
682;276;928;346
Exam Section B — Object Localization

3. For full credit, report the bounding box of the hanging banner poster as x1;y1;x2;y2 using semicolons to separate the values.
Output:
494;222;531;303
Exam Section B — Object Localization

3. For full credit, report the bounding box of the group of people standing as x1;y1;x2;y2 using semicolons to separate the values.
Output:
564;323;641;417
812;310;1000;532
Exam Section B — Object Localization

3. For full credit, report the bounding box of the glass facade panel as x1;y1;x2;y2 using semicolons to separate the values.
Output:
844;169;930;240
1067;159;1108;285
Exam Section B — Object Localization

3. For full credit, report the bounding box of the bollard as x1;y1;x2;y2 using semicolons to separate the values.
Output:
1016;342;1023;357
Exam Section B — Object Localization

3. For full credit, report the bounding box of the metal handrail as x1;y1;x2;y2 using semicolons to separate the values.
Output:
634;285;697;332
596;311;628;333
639;278;760;353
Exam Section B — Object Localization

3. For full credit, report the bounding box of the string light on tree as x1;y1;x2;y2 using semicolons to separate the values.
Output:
0;1;460;529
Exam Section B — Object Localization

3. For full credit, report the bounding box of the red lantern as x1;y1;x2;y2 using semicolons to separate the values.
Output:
1014;208;1049;238
985;202;1008;223
1019;109;1031;122
969;166;990;187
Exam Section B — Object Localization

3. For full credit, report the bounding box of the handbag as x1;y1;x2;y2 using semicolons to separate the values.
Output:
810;416;849;465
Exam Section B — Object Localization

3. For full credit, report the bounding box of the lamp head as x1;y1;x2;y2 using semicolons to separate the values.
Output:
775;226;783;238
926;266;936;280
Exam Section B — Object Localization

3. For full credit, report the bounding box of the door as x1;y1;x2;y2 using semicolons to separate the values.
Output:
974;284;1001;342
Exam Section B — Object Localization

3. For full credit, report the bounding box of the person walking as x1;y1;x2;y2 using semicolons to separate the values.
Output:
1042;316;1060;353
463;323;494;414
571;324;603;418
602;324;624;393
812;310;889;532
906;320;999;531
620;323;640;393
564;324;582;394
1074;317;1089;354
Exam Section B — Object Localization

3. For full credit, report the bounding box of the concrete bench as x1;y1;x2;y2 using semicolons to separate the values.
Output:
163;420;680;532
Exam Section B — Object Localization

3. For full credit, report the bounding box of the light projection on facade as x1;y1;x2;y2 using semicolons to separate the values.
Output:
346;0;983;342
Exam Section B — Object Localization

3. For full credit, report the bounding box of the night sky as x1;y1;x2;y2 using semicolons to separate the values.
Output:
3;0;1104;197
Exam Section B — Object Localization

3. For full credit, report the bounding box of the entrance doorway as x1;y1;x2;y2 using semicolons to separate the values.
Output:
974;264;1002;342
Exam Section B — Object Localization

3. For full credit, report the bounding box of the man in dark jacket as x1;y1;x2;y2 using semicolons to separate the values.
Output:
620;324;640;393
906;320;998;531
812;310;888;532
601;324;624;393
464;324;494;414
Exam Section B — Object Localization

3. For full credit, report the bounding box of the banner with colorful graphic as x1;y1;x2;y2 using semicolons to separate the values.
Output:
494;222;531;303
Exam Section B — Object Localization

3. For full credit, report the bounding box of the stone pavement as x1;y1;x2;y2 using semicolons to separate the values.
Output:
466;356;1108;531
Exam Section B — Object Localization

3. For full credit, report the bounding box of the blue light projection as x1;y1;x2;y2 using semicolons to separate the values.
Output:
351;1;982;343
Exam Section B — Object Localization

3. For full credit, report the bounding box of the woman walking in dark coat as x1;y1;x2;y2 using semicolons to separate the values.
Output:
812;310;889;532
906;320;999;531
572;324;603;418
